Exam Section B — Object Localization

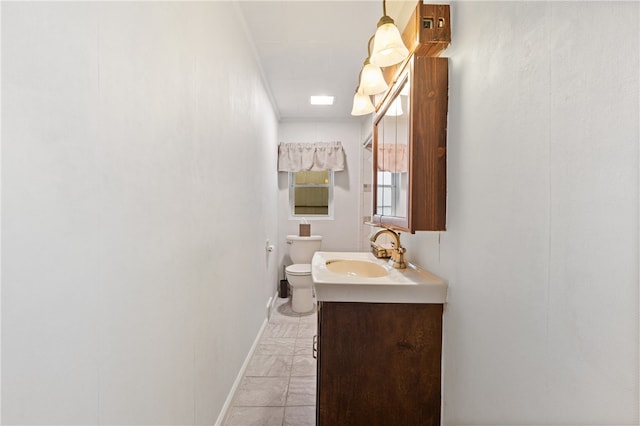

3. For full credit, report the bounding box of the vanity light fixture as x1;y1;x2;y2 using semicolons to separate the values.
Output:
310;95;335;105
371;0;409;67
349;0;410;116
351;86;375;116
359;36;388;96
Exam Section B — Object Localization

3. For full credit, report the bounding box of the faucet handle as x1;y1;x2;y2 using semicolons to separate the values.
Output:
392;248;407;269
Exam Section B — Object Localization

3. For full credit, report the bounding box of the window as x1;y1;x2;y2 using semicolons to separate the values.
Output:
289;170;334;218
376;171;401;216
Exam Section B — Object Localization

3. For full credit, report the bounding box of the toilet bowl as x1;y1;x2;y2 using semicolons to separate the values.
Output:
285;235;322;313
285;264;315;313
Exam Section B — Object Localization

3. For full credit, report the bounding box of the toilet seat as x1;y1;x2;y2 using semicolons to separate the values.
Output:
286;264;311;276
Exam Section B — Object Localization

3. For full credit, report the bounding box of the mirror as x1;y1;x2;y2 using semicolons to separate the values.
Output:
373;72;410;228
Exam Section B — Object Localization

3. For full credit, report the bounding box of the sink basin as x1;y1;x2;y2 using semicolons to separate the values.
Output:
312;251;447;304
325;259;388;278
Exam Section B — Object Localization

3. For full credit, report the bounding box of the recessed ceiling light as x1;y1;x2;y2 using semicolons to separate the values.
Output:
310;95;334;106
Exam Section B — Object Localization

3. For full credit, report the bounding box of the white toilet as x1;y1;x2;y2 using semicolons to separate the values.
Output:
285;235;322;313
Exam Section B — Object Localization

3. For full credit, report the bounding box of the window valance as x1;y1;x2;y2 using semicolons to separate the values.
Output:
377;144;408;173
278;142;345;172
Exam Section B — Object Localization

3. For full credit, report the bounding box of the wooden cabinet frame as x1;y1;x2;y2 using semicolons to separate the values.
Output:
372;55;448;232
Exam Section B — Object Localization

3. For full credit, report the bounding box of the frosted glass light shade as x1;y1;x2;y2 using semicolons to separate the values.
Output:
371;17;409;67
360;61;389;95
351;88;375;116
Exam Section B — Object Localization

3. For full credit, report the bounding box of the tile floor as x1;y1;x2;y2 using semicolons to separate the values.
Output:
223;297;318;426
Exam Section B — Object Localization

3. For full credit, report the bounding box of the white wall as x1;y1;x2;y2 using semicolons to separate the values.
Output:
401;2;639;424
277;120;366;272
1;2;279;424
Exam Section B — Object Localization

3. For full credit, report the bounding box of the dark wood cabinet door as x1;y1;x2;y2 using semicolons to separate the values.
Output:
317;302;443;426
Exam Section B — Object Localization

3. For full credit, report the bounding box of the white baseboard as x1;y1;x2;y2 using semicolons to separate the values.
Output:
214;292;278;425
266;296;273;320
266;291;278;320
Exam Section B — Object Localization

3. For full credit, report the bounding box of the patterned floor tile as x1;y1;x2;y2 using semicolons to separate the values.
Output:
264;322;300;338
225;406;284;426
291;355;316;377
246;355;292;377
297;322;317;338
286;376;316;406
283;405;315;426
255;337;296;356
233;377;289;407
226;296;319;425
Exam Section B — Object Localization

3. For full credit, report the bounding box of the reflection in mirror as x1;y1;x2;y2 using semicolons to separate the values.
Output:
377;172;403;216
375;75;410;220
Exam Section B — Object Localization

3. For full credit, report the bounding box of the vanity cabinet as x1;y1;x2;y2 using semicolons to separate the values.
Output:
372;55;448;233
316;301;443;425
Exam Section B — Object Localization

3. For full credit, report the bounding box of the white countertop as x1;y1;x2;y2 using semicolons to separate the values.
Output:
311;251;447;304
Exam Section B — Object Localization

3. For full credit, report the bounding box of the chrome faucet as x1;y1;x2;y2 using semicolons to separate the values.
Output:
369;228;407;269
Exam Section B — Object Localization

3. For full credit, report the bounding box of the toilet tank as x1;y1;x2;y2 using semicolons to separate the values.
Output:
287;235;322;264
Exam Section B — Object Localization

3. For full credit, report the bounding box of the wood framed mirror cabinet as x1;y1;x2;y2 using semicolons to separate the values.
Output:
372;53;449;233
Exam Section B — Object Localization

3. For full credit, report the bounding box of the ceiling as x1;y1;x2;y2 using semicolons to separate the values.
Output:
236;1;417;121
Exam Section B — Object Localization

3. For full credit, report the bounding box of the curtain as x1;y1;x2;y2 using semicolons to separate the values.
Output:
377;144;408;173
278;142;346;172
